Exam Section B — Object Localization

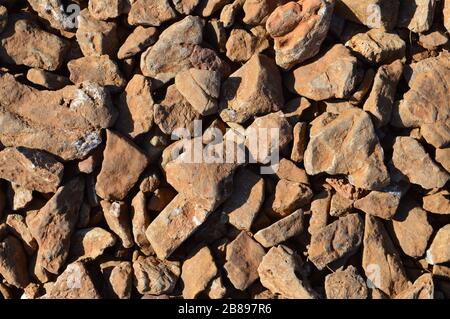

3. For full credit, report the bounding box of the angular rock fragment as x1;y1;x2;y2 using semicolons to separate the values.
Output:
100;261;133;299
225;28;257;62
198;0;234;16
445;0;450;32
419;31;448;50
291;122;307;163
128;0;177;26
326;176;365;200
8;183;33;211
354;185;403;220
26;68;70;90
70;227;116;261
147;187;177;212
131;192;153;255
5;214;37;254
173;0;201;14
100;201;134;249
89;0;124;20
27;0;76;30
276;158;310;185
325;266;368;299
395;273;434;299
272;179;313;216
0;236;29;288
397;0;436;33
423;191;450;215
0;5;6;34
117;26;158;60
329;192;354;217
426;225;450;265
308;190;331;235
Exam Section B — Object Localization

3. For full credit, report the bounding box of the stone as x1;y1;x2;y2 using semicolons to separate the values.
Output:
254;210;304;248
0;18;68;71
346;30;406;65
100;201;134;249
96;130;149;201
173;0;201;14
115;75;154;139
397;0;436;33
272;179;313;216
198;0;234;16
147;188;177;211
0;5;6;34
288;44;359;101
175;68;221;116
76;9;118;57
146;194;214;259
27;0;76;30
206;276;227;299
224;231;265;290
128;0;177;26
426;224;450;265
291;122;307;163
276;158;310;185
266;0;335;69
28;177;84;274
445;0;450;32
395;273;434;299
0;147;64;193
362;215;410;297
0;236;29;288
225;29;257;62
329;193;354;217
140;16;204;87
258;245;317;299
26;68;70;90
133;255;180;295
181;246;218;298
391;137;449;189
304;108;390;190
419;31;448;50
68;55;126;91
5;214;37;254
70;227;116;261
363;60;404;127
117;26;158;60
220;54;284;124
354;185;403;220
220;168;265;231
89;0;123;20
47;262;101;299
325;266;368;299
8;183;33;211
220;0;243;28
131;192;153;255
423;191;450;215
0;75;117;161
139;171;161;193
189;46;231;76
326;176;365;200
308;213;364;270
100;261;133;299
308;190;331;235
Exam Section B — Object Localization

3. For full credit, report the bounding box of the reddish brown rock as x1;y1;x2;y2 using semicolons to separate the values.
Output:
128;0;177;26
426;224;450;265
325;266;368;299
254;210;304;247
276;158;310;185
354;185;403;220
27;0;76;30
5;214;37;255
70;227;116;261
198;0;234;16
147;188;177;211
329;192;354;217
26;68;70;90
0;5;6;34
308;190;331;235
173;0;201;14
326;177;365;200
131;192;153;255
395;273;434;299
8;183;33;211
117;26;158;60
272;179;313;217
89;0;124;20
225;28;257;62
445;0;450;32
100;201;134;249
397;0;436;33
419;31;448;50
100;261;133;299
291;122;308;163
423;191;450;215
0;235;29;288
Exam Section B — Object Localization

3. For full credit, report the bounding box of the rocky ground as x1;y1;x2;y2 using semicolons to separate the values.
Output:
0;0;449;299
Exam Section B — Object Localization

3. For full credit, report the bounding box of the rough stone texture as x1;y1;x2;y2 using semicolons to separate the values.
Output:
291;122;308;163
304;108;390;190
258;245;317;299
27;0;76;30
419;31;448;50
0;147;64;193
390;137;449;189
354;185;402;220
118;26;158;60
288;44;359;101
423;191;450;215
100;201;134;249
128;0;177;26
397;0;436;33
0;235;29;288
426;224;450;265
276;158;310;185
8;184;33;211
70;227;116;261
89;0;124;20
272;179;313;216
173;0;201;14
329;192;354;217
96;130;149;201
325;266;368;299
308;213;364;270
326;176;365;200
0;5;7;34
5;214;37;255
266;0;335;69
100;261;133;299
198;0;234;17
445;0;450;32
395;273;434;299
131;192;153;255
26;68;70;90
225;28;257;62
254;210;304;247
224;231;265;290
308;190;331;235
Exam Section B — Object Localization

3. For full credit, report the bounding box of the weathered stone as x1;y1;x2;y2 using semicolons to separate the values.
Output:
147;188;177;211
308;213;364;270
8;183;33;211
220;0;243;28
354;185;403;220
326;177;365;200
225;28;257;62
0;147;63;193
131;192;153;255
397;0;436;33
27;0;76;30
198;0;234;16
220;54;284;124
224;231;265;290
100;261;133;299
395;273;433;299
128;0;177;26
5;214;37;254
329;193;354;217
266;0;335;69
258;245;317;298
390;137;449;189
445;0;450;32
0;5;6;34
117;26;158;60
308;190;331;235
423;191;450;215
419;31;448;50
89;0;124;20
288;44;359;101
96;130;148;201
325;266;368;299
70;227;116;261
0;235;29;288
426;224;450;265
272;179;313;216
173;0;201;14
206;276;227;299
26;68;71;90
305;108;390;190
291;122;307;163
100;201;134;249
276;158;310;185
139;170;161;193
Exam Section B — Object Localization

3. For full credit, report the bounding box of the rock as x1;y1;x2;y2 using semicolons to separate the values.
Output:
426;224;450;265
131;192;153;255
304;108;390;190
0;147;64;193
76;9;118;57
115;75;154;139
89;0;124;20
206;276;227;299
419;31;448;50
308;213;364;270
100;261;133;299
346;30;405;65
266;0;335;69
128;0;177;26
140;16;204;87
198;0;234;16
26;68;71;90
0;5;6;34
325;266;368;299
5;214;37;254
433;265;450;279
445;0;450;32
272;179;313;217
390;137;449;189
363;60;404;127
220;168;265;231
220;54;284;124
397;0;436;33
96;130;148;201
8;183;33;211
181;246;218;298
254;210;304;248
335;0;400;30
423;191;450;215
288;44;359;101
395;273;433;299
68;55;126;91
70;227;116;261
224;231;265;290
145;194;214;259
258;245;317;298
28;177;84;274
100;201;134;249
276;158;310;185
47;262;101;299
139;171;161;193
175;68;221;116
173;0;201;14
27;0;76;30
133;255;180;295
326;177;365;200
392;53;450;148
189;46;231;76
117;26;158;60
0;236;29;288
0;18;68;71
225;28;257;62
291;122;307;163
354;185;403;220
147;188;177;211
362;215;410;297
308;190;331;235
329;193;354;217
220;0;243;28
0;75;117;160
